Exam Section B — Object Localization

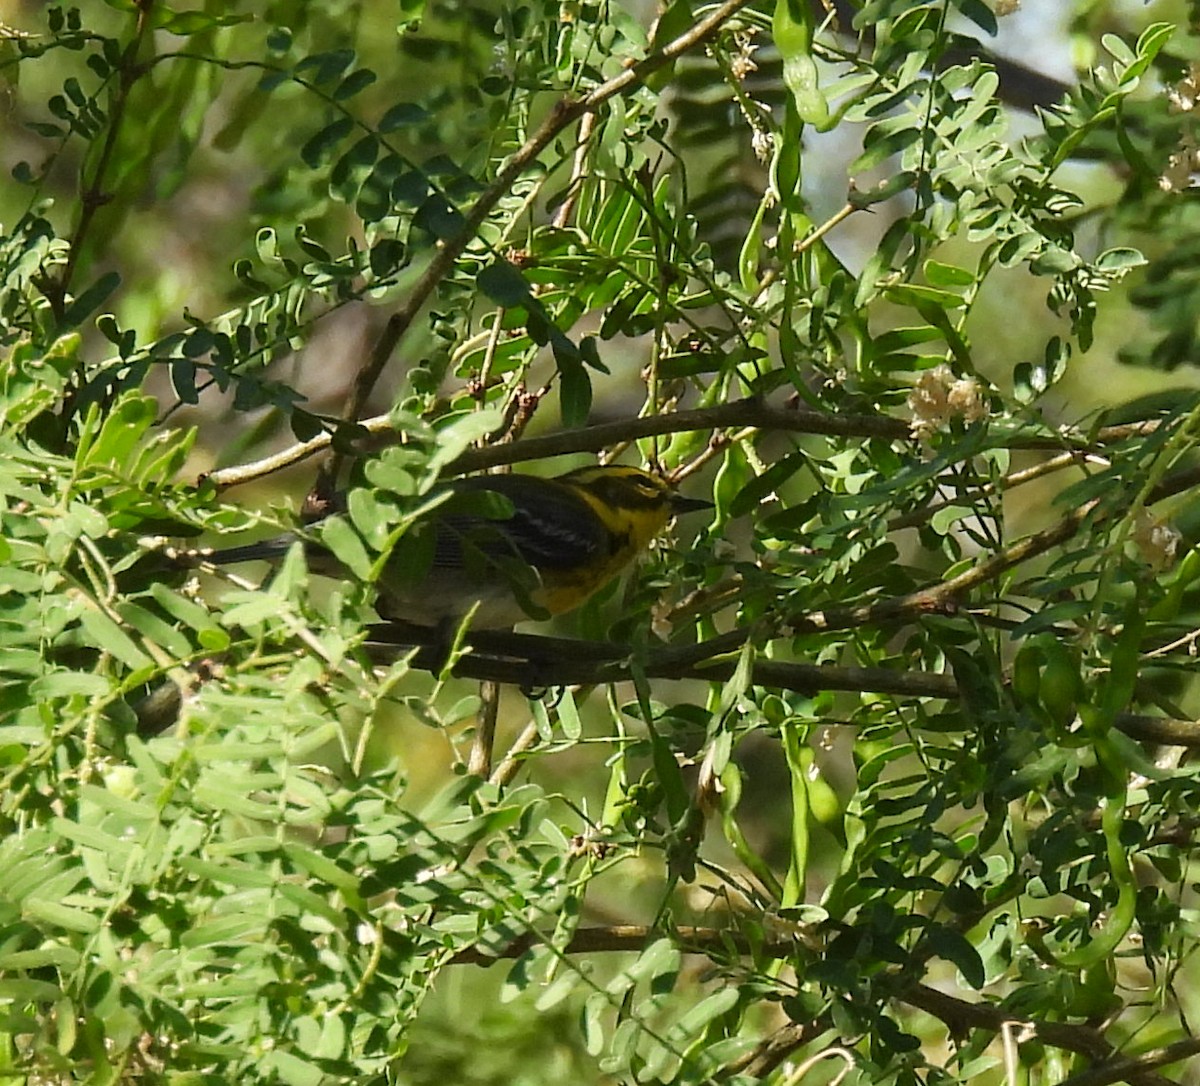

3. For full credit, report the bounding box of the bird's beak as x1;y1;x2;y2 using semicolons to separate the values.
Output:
669;493;714;514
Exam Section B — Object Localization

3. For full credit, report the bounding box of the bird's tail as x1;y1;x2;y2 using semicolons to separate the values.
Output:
183;535;300;566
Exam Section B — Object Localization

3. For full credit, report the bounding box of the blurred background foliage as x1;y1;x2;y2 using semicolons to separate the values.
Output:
4;0;1200;1084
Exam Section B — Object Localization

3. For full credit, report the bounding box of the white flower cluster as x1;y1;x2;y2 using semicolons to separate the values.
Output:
1132;509;1181;571
907;364;987;439
1160;63;1200;193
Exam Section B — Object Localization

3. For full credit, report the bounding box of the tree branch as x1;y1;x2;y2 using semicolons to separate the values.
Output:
204;396;1162;491
363;624;1200;747
1057;1039;1200;1086
900;986;1179;1086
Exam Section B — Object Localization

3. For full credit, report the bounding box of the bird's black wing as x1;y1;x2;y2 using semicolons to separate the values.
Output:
202;477;610;576
432;475;610;571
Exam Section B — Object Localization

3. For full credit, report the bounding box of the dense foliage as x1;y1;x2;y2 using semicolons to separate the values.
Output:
2;2;1200;1084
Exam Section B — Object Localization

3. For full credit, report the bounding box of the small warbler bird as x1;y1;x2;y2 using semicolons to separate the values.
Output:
205;464;710;628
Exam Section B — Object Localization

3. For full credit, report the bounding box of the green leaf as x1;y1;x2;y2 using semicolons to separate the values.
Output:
774;0;830;128
295;48;355;84
379;101;428;130
117;601;192;657
330;134;379;202
1095;247;1146;274
30;671;111;699
0;979;62;1003
0;946;80;971
956;0;997;35
300;116;354;168
673;985;740;1033
926;925;985;988
23;898;101;934
79;607;153;670
853;123;921;172
319;518;372;580
63;271;121;328
413;194;466;240
559;360;592;428
427;407;505;473
157;9;252;34
397;0;427;28
282;843;361;893
477;259;532;306
149;582;223;639
334;68;377;101
923;260;975;288
884;283;967;310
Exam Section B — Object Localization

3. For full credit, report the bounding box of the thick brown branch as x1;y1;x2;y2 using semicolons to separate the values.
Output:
205;396;1162;491
450;400;911;472
1057;1039;1200;1086
448;409;1159;475
901;984;1111;1060
902;988;1189;1086
725;1021;830;1081
363;625;1200;747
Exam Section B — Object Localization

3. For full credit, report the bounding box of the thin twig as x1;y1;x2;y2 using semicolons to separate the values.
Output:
468;679;502;778
489;718;543;788
784;502;1096;635
793;201;857;256
551;111;597;230
48;4;154;314
731;1022;831;1080
199;414;401;490
451;410;1158;474
888;448;1112;532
